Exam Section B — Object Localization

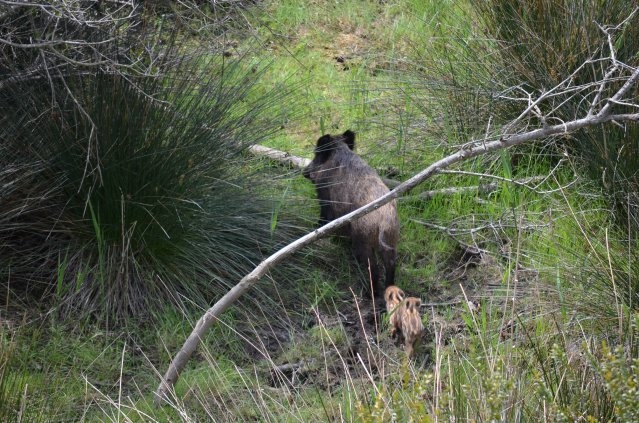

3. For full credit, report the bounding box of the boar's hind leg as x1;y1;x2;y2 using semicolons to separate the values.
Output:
318;199;331;227
380;238;397;288
352;233;381;296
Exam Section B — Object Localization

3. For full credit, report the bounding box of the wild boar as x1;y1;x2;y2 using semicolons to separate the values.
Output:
303;130;399;296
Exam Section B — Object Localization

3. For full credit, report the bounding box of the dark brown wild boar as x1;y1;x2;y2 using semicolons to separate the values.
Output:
303;130;399;297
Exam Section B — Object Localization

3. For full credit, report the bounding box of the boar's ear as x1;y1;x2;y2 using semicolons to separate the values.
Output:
316;134;333;149
342;130;355;150
314;134;334;163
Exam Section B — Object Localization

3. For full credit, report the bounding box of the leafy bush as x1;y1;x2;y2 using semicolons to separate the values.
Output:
598;314;639;422
0;49;300;324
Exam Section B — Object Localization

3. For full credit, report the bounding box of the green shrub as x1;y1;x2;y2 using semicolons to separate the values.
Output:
598;314;639;422
0;49;300;324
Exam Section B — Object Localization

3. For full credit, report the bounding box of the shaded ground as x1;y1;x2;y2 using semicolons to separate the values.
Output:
242;242;542;394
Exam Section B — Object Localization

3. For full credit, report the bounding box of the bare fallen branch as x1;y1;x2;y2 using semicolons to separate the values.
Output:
409;183;499;199
248;144;311;169
154;63;639;403
249;145;556;199
408;175;554;200
251;147;555;199
248;144;401;188
271;362;303;373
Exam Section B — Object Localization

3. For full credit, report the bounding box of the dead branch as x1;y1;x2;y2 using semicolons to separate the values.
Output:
248;145;561;200
407;176;549;200
410;184;499;199
271;362;303;373
248;144;400;188
248;145;311;169
249;144;567;198
0;0;249;90
248;143;552;197
155;57;639;403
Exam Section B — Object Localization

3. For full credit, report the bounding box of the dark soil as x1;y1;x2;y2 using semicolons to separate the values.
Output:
241;242;540;393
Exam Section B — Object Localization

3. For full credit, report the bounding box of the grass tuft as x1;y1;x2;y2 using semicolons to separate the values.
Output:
0;45;302;324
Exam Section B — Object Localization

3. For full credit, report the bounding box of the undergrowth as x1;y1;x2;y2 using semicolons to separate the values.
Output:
0;43;304;324
2;0;639;422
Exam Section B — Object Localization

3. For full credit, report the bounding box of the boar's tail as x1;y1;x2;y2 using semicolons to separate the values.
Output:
378;221;399;252
379;232;394;251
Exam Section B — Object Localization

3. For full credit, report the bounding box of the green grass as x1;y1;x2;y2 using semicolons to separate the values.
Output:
2;0;639;421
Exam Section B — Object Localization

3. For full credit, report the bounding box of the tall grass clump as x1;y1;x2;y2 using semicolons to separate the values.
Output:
398;4;639;235
353;294;627;421
474;0;639;318
473;1;639;234
579;232;639;325
0;47;300;324
0;331;32;422
420;2;639;233
398;0;639;322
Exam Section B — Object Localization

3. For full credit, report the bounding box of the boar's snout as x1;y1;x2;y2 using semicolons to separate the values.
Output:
302;161;316;180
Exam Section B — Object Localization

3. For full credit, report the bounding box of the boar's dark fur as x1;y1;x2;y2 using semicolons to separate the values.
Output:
303;130;399;296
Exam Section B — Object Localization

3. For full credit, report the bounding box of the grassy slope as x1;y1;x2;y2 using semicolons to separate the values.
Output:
1;0;636;421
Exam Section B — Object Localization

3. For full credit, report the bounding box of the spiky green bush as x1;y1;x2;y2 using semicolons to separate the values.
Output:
0;50;300;324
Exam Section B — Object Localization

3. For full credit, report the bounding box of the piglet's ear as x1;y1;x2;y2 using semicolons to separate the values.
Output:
342;130;355;150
